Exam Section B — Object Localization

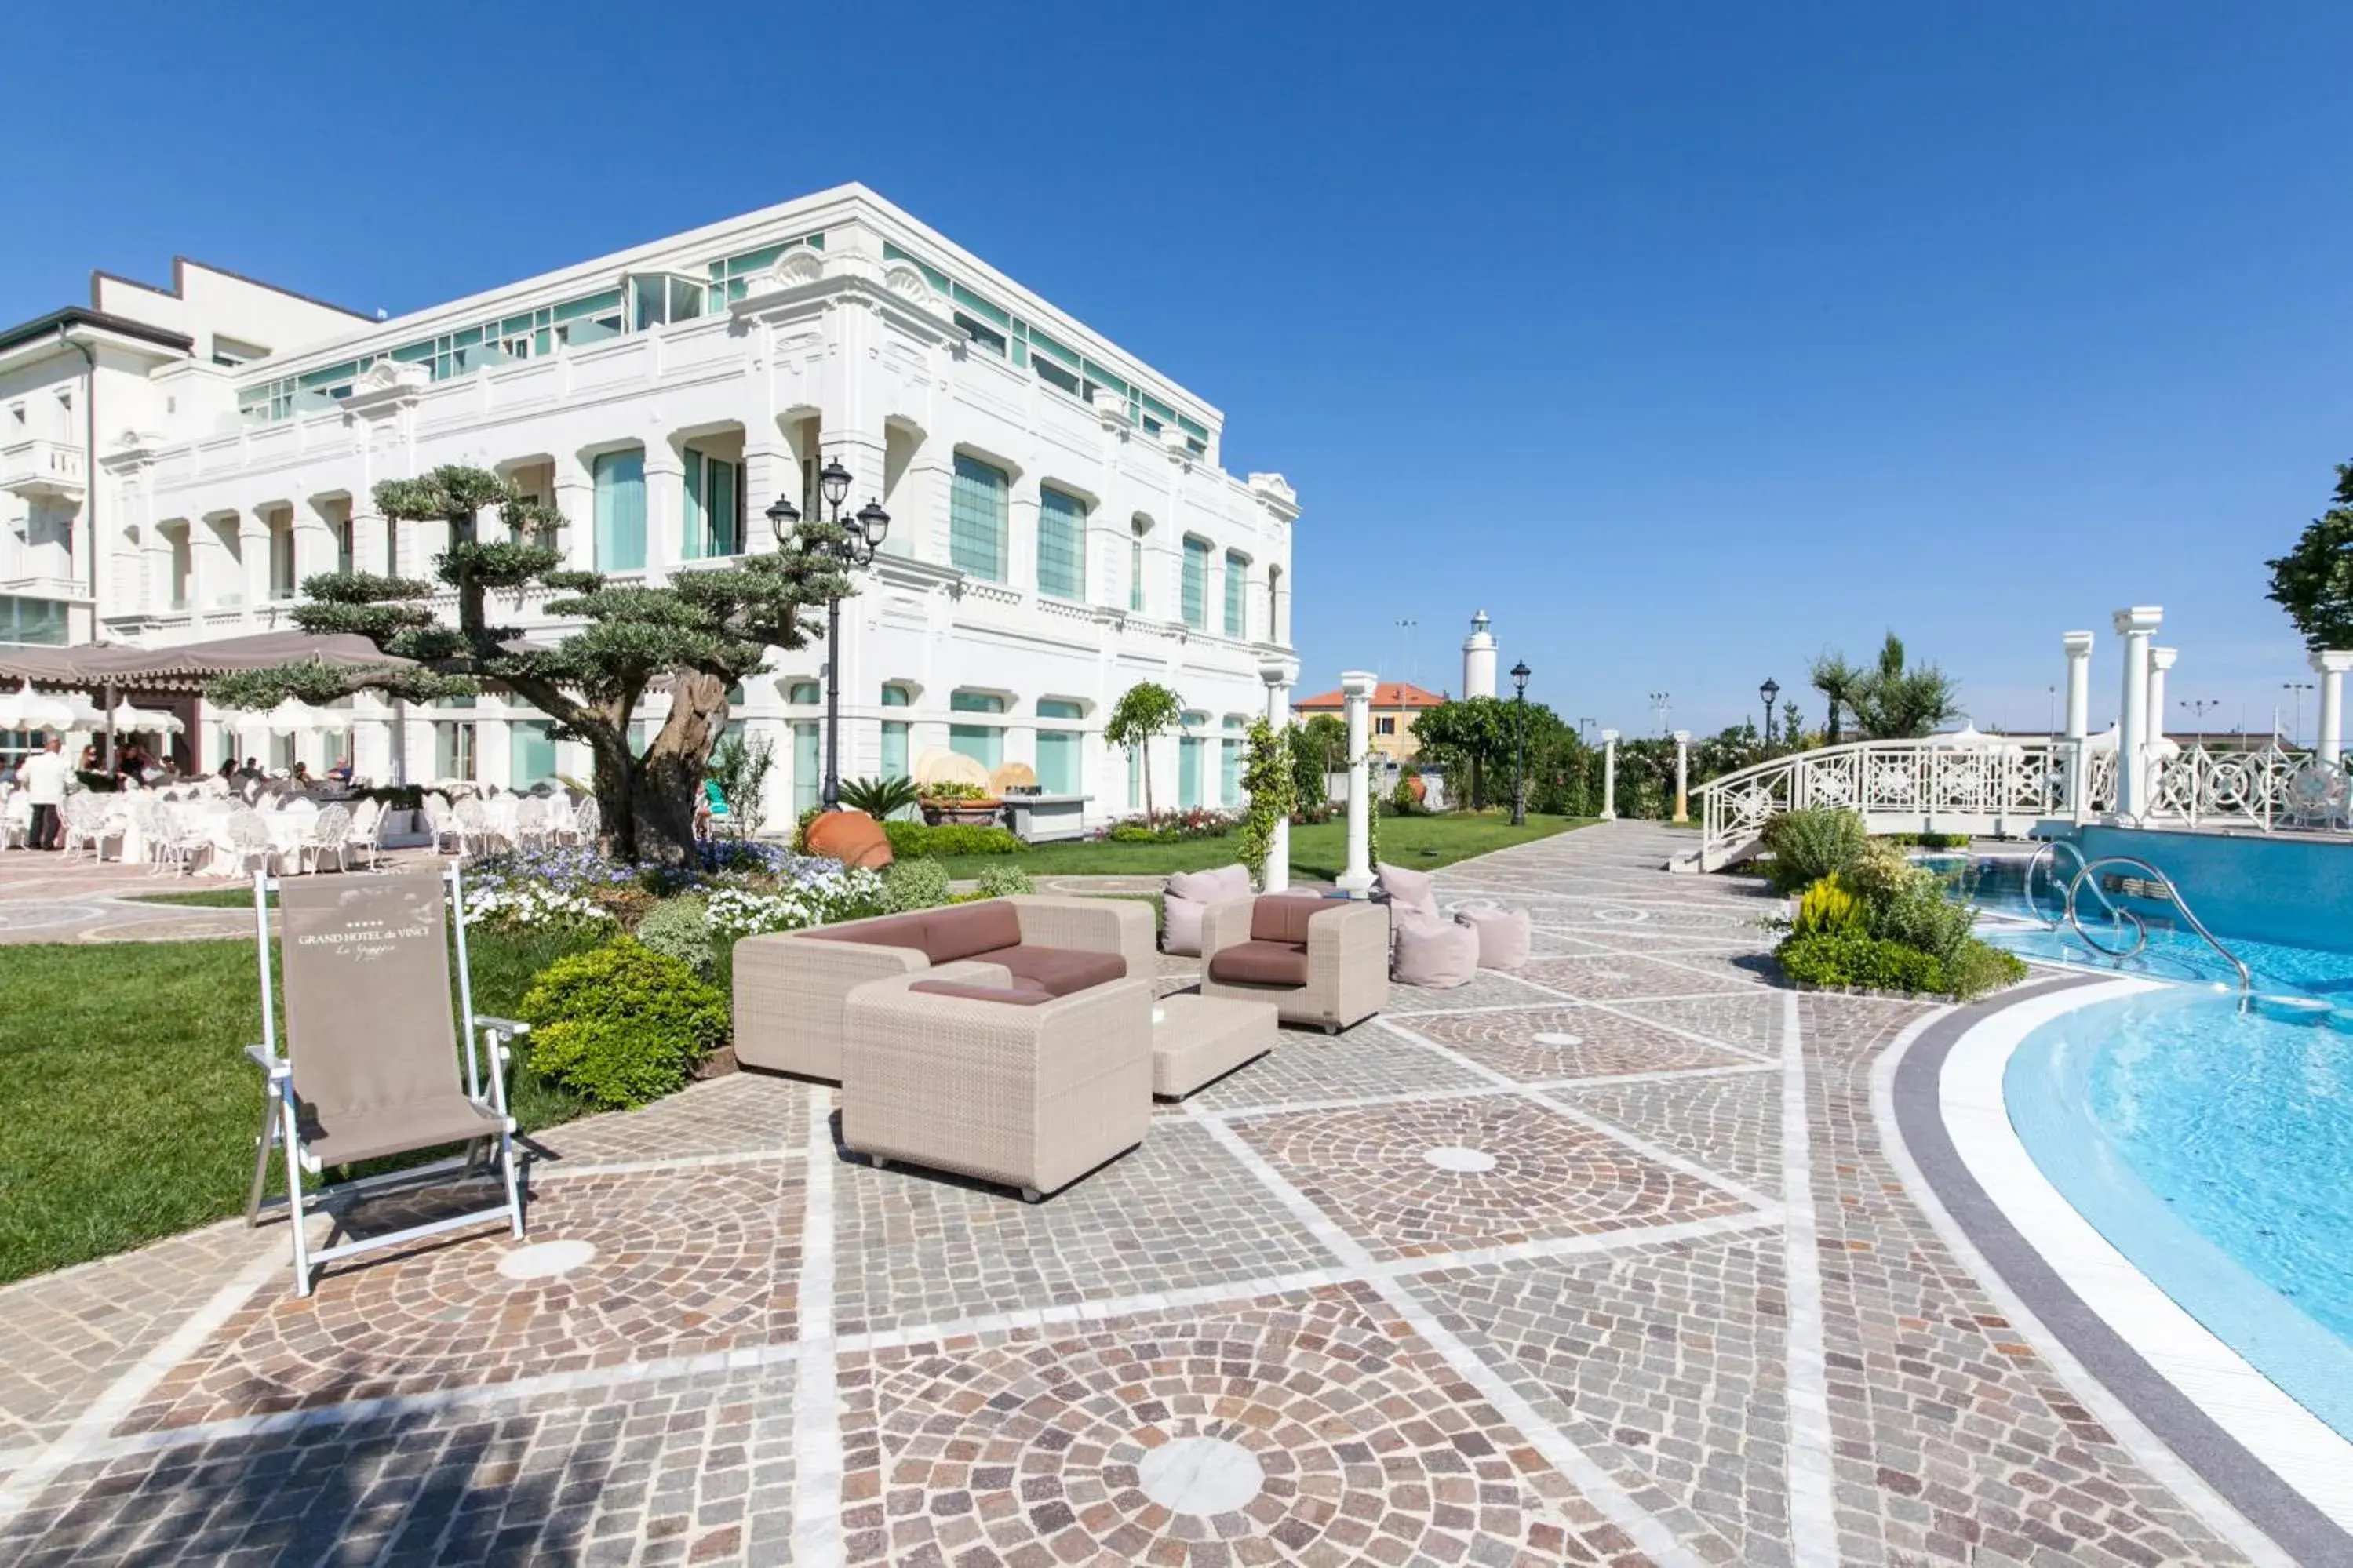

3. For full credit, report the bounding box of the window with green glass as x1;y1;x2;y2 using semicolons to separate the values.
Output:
880;684;911;787
1037;487;1086;600
950;455;1008;582
509;721;557;788
683;446;745;559
787;681;820;704
592;449;646;571
1127;745;1141;809
1221;715;1246;804
1223;551;1248;638
1035;698;1084;795
1129;525;1146;612
1178;733;1204;807
433;722;475;780
0;595;68;646
792;721;820;815
949;690;1004;771
1181;537;1210;629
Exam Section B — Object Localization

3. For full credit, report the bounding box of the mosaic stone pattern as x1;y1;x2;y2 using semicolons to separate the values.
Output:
526;1071;814;1170
1522;953;1757;1001
1401;1005;1761;1082
1557;1068;1785;1190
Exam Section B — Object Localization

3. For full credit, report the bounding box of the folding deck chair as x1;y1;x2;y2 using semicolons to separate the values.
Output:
245;864;528;1295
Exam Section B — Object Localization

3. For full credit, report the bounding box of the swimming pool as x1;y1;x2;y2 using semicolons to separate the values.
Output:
2004;984;2353;1439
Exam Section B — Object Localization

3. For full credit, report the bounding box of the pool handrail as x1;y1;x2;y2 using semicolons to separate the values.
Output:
2060;853;2253;991
2024;839;2128;931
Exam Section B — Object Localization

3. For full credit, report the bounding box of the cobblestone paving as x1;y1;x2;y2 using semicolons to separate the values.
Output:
0;822;2284;1563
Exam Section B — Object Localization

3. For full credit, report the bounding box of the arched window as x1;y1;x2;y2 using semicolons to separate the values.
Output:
880;683;912;783
949;454;1008;582
1036;698;1084;795
1181;537;1211;629
1223;551;1248;638
949;689;1007;770
1037;486;1086;600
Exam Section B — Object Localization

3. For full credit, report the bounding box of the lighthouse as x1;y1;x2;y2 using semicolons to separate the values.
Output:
1462;611;1497;700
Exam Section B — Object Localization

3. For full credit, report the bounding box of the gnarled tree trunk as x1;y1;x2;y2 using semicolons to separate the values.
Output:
588;669;731;866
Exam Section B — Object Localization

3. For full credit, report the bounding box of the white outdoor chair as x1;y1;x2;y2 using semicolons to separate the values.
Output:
59;794;109;860
422;792;464;855
344;797;384;871
570;795;599;850
224;807;279;876
0;793;28;851
245;866;526;1296
297;803;351;875
455;795;492;857
513;794;548;850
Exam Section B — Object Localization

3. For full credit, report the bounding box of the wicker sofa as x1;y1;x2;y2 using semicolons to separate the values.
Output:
732;895;1156;1080
840;962;1153;1200
1198;895;1389;1033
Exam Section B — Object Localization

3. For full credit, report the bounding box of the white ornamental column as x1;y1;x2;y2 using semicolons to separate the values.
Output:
1671;730;1692;823
1337;671;1377;897
2313;650;2353;766
1600;729;1619;820
1260;656;1298;891
2063;631;2093;739
2147;646;2176;751
2112;606;2162;817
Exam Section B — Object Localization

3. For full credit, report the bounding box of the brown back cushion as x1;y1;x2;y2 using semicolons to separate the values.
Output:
917;900;1022;963
805;911;931;949
908;977;1051;1006
1250;895;1332;946
806;809;894;869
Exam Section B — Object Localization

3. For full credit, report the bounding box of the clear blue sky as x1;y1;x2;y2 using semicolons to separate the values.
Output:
12;2;2351;741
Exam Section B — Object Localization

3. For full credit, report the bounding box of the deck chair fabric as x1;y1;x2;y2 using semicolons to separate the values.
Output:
249;867;526;1294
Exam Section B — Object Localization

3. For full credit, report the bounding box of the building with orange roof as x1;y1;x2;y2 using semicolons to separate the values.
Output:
1292;679;1449;764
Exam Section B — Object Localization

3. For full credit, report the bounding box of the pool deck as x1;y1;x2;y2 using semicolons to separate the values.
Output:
0;821;2315;1565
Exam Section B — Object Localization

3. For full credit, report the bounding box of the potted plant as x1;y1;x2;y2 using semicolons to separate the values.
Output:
916;779;1003;826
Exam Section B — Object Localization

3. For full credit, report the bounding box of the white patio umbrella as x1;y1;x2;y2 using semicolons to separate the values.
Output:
108;700;184;735
0;679;75;732
262;697;351;734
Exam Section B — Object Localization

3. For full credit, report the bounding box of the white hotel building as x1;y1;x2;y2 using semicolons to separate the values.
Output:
0;184;1299;827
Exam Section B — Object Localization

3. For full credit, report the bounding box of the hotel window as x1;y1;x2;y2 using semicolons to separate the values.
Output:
1223;551;1248;638
1376;716;1397;736
1036;699;1084;795
628;273;706;332
268;513;297;601
1036;487;1086;601
510;721;558;788
0;595;68;646
331;513;354;575
1127;745;1141;809
792;721;820;815
880;684;912;789
1178;711;1207;807
949;455;1008;582
1221;715;1245;805
786;681;820;705
1181;537;1210;629
949;689;1005;771
1130;519;1149;613
682;446;745;559
433;718;477;781
592;449;647;571
166;525;192;610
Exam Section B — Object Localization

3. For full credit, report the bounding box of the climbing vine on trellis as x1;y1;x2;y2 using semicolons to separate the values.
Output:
1236;717;1298;890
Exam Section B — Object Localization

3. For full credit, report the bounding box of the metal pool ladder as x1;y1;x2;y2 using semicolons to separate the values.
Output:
2027;842;2251;991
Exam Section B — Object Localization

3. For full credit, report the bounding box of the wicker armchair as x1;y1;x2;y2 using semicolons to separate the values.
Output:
841;963;1153;1201
1198;895;1389;1033
733;895;1155;1081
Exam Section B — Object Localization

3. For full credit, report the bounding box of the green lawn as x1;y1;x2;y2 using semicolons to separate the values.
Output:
941;812;1590;879
0;927;601;1286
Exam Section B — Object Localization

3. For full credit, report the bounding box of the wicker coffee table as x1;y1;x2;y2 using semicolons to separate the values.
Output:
1151;993;1277;1099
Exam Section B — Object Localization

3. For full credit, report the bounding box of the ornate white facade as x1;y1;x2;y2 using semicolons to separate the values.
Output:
1;185;1300;825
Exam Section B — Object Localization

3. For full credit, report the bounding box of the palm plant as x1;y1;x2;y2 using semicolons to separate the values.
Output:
838;774;920;819
1809;653;1866;746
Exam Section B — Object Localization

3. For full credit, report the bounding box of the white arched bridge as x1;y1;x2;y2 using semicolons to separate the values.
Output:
1680;736;2350;872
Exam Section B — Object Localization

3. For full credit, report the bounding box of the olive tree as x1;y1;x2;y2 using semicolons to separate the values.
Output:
208;464;847;865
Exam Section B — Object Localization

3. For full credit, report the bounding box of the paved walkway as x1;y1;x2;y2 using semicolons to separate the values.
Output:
0;823;2290;1564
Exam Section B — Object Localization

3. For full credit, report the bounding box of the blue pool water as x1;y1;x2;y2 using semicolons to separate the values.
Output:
2006;985;2353;1437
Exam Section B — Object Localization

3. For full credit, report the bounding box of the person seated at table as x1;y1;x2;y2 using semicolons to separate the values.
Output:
290;761;314;788
326;758;355;784
216;758;238;784
238;757;264;783
77;743;100;773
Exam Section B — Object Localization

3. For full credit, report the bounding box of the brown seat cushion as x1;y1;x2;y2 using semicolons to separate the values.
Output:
907;977;1052;1006
806;809;894;869
1250;895;1334;946
1207;939;1310;988
969;944;1127;995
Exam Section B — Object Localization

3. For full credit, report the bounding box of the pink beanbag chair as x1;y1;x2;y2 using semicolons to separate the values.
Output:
1375;860;1440;918
1163;863;1253;955
1391;906;1479;988
1455;903;1532;969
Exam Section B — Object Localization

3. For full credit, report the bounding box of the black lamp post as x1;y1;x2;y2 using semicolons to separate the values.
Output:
1760;677;1781;749
1510;660;1531;826
767;457;890;809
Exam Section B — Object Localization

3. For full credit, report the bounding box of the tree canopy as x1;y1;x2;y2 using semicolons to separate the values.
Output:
207;463;848;864
2266;462;2353;651
1412;695;1564;810
1805;633;1961;741
1104;680;1184;819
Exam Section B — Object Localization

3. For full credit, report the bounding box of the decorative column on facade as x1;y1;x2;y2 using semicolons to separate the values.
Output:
1671;730;1692;823
1337;671;1377;897
2146;648;2176;759
1600;729;1619;820
641;440;685;584
2313;650;2353;767
2061;629;2095;817
2112;606;2162;819
1260;656;1298;892
293;497;338;587
238;510;271;622
553;454;595;573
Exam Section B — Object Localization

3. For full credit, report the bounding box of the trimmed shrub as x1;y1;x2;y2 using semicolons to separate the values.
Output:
879;857;952;912
519;938;730;1109
1775;931;1947;994
1944;939;2030;1001
1792;875;1865;937
635;893;714;977
883;820;1025;858
1842;839;1914;910
974;862;1035;898
1870;869;1978;965
1762;807;1867;893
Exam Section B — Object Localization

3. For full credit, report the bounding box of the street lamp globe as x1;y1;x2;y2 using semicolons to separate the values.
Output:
856;499;891;552
1759;677;1779;708
765;494;801;549
1510;660;1530;697
819;457;853;511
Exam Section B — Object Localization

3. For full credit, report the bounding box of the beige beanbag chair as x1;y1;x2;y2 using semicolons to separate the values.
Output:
1391;906;1479;988
1164;863;1253;955
1376;860;1440;919
1455;903;1532;969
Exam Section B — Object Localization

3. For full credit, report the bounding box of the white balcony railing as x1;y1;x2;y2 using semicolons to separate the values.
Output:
0;438;87;501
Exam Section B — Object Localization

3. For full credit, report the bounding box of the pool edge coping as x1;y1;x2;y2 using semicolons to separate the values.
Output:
1885;976;2353;1566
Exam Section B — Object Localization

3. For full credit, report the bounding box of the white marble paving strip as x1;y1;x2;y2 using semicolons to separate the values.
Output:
1486;969;1778;1064
1778;990;1841;1566
1870;1009;2297;1568
792;1108;845;1568
1189;1110;1707;1568
0;1241;284;1530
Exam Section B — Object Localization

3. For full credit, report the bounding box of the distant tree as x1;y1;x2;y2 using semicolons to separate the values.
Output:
1818;631;1963;740
1808;653;1867;745
1286;722;1331;813
207;464;844;864
1411;697;1521;810
2267;462;2353;650
1300;713;1348;775
1105;681;1184;820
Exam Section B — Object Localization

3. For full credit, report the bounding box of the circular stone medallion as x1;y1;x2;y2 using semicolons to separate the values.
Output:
1422;1145;1499;1174
1532;1032;1584;1048
496;1238;599;1280
1135;1435;1266;1516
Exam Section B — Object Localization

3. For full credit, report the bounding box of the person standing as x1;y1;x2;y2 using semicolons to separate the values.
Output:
18;736;70;851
